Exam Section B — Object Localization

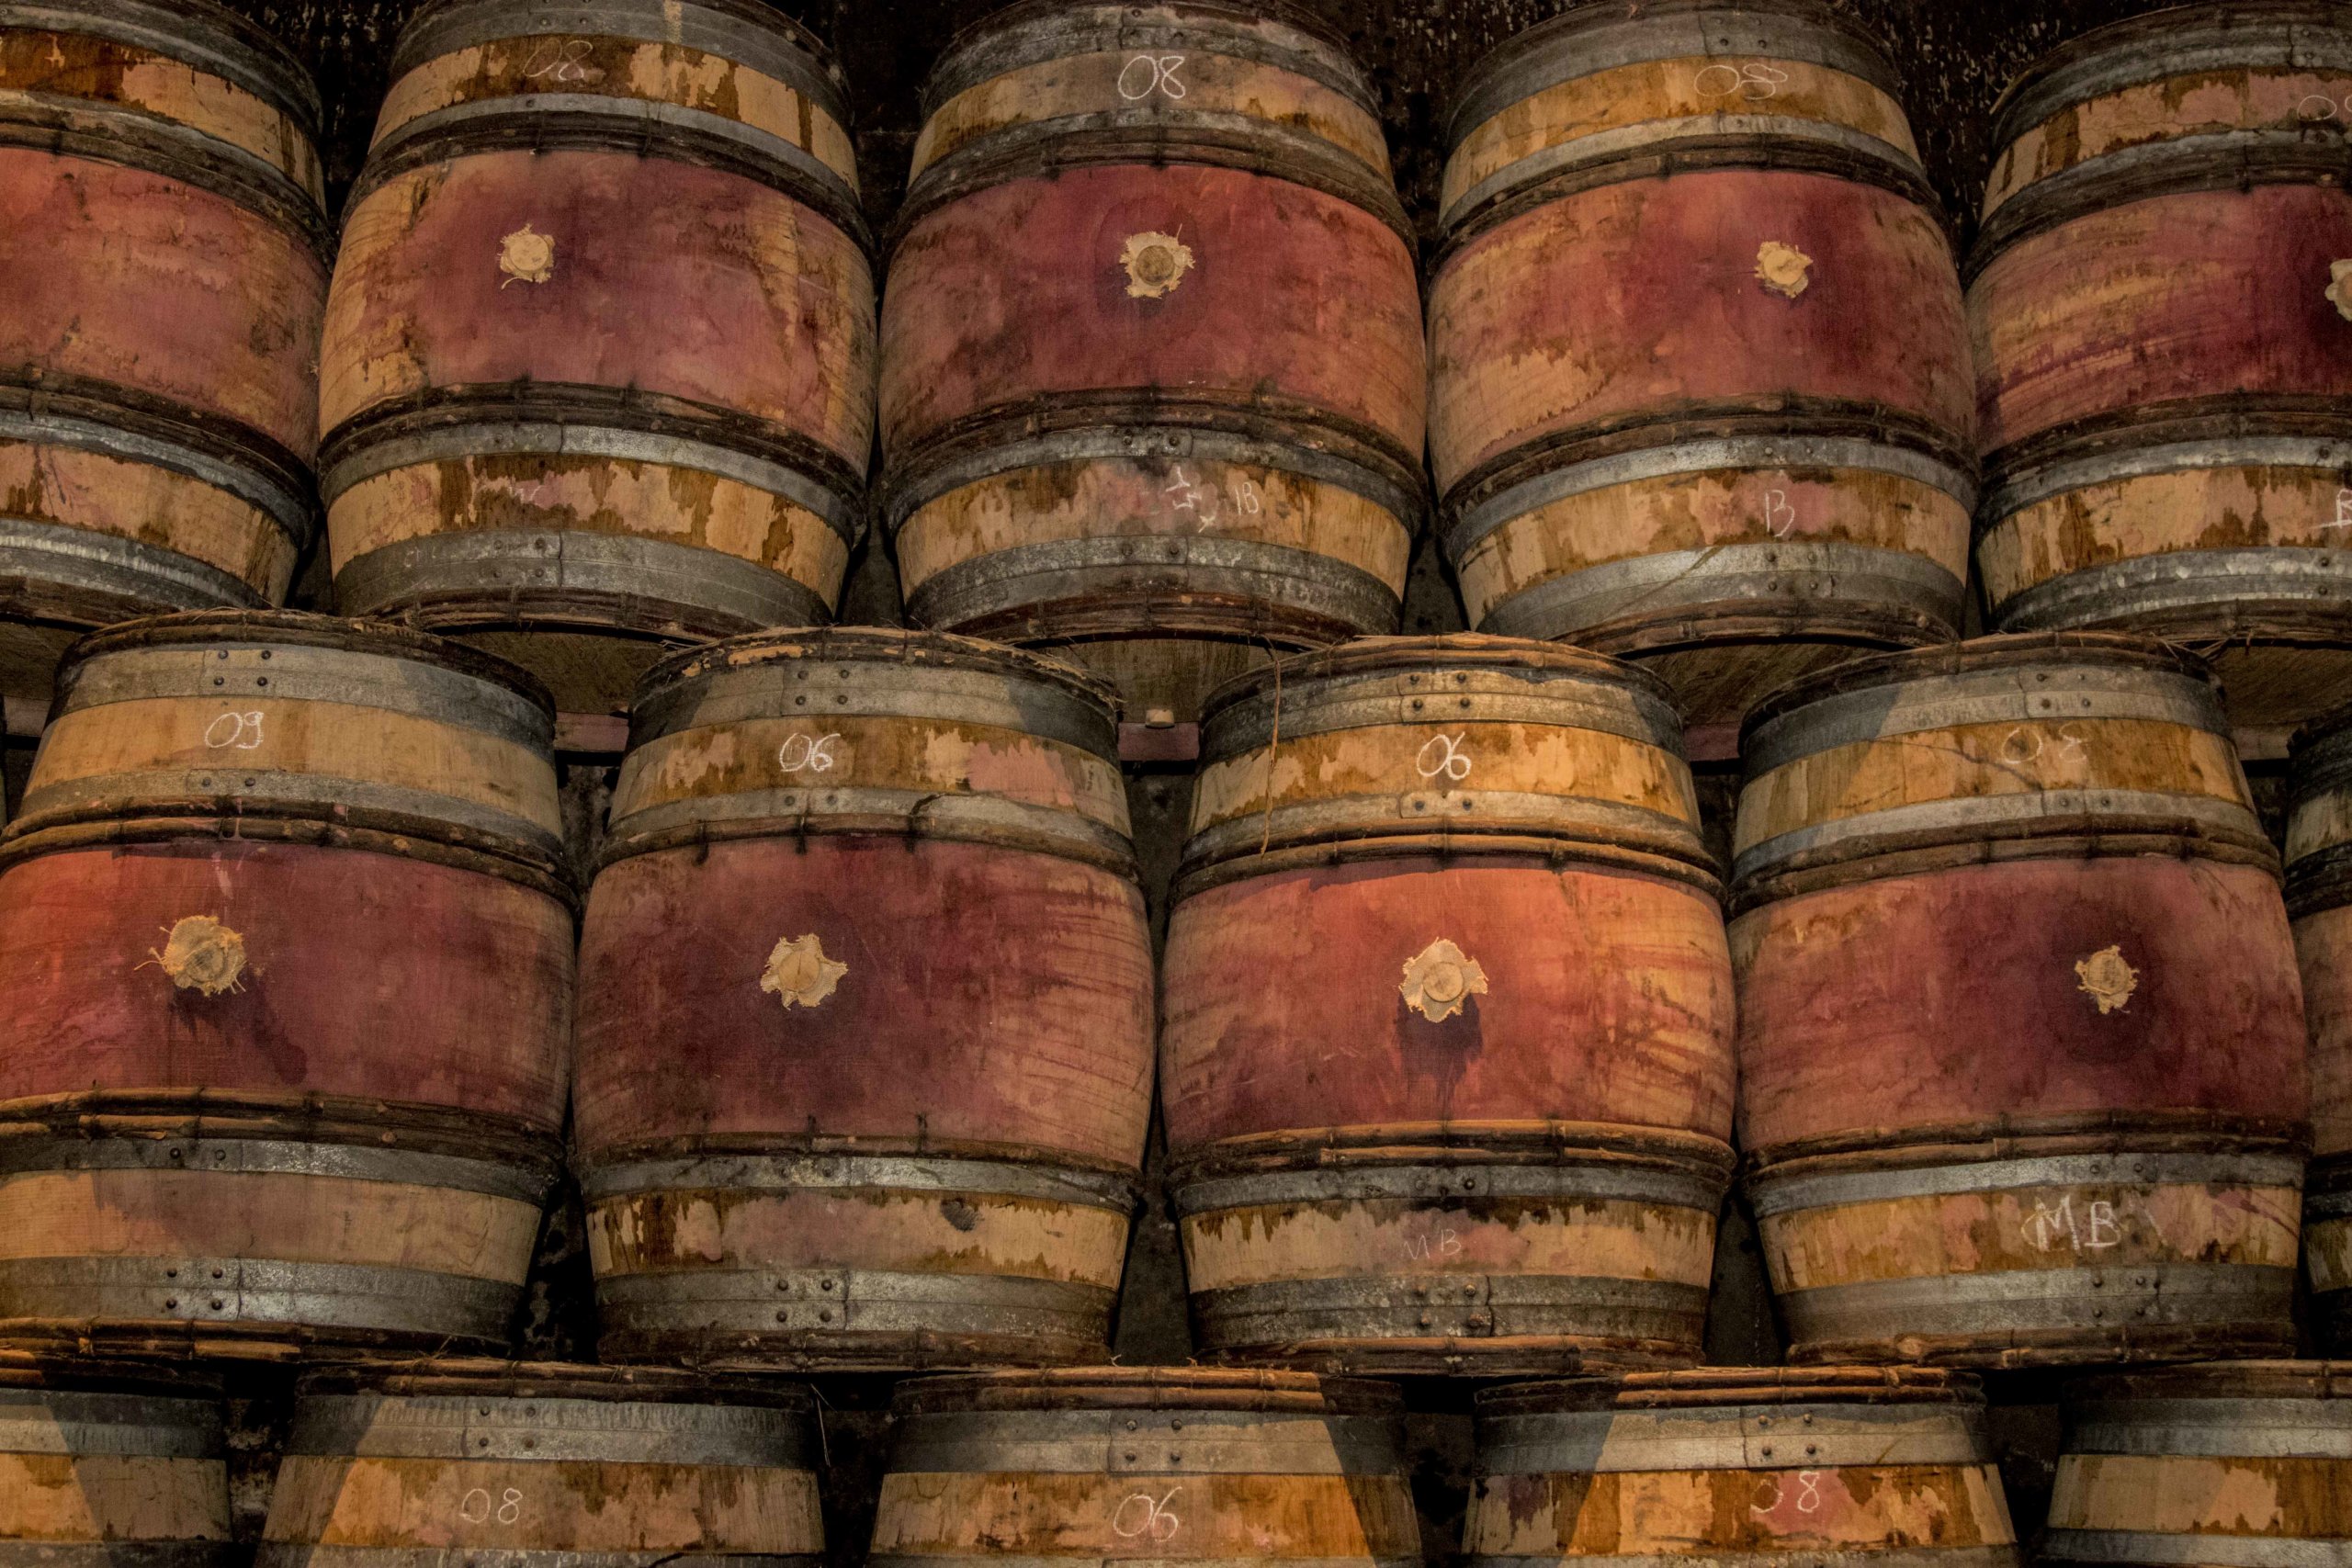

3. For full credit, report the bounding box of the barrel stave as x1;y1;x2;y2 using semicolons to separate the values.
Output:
0;1357;232;1568
2044;1361;2352;1567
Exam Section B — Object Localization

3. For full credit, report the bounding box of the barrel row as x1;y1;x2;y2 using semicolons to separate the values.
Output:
8;607;2352;1372
46;1350;2352;1568
7;1357;2042;1568
15;0;2352;747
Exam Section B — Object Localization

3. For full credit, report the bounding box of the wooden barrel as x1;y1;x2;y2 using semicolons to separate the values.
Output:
879;0;1427;724
0;0;329;704
572;627;1154;1368
321;0;875;717
1732;633;2309;1367
2289;706;2352;1347
1972;2;2352;735
2045;1361;2352;1565
1468;1370;2019;1568
1160;636;1735;1374
0;1354;232;1568
1430;0;1974;732
0;611;572;1354
870;1369;1419;1568
258;1360;821;1568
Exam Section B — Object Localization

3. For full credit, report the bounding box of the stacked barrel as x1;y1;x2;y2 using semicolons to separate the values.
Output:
1160;637;1736;1372
0;613;574;1352
319;0;875;715
571;627;1154;1367
1734;636;2307;1365
1428;0;1976;734
878;0;1427;725
1971;0;2352;735
0;0;329;704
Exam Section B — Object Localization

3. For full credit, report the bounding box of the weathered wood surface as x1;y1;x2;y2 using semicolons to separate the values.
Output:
572;628;1154;1368
258;1362;823;1568
2044;1362;2352;1567
1159;637;1734;1372
0;0;328;699
0;613;571;1353
1970;5;2352;729
871;1369;1420;1566
1468;1370;2019;1568
878;3;1425;722
1734;635;2308;1367
0;1356;232;1568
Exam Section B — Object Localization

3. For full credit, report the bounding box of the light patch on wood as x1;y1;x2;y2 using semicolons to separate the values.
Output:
1120;231;1194;299
0;1168;541;1280
761;932;846;1010
1756;241;1815;299
498;223;555;287
2075;944;2139;1014
1182;1190;1718;1291
0;1453;231;1541
585;1184;1131;1284
1399;937;1487;1021
2329;259;2352;321
2052;1452;2287;1537
266;1453;820;1552
147;915;248;995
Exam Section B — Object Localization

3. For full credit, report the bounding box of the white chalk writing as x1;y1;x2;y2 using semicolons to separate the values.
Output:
1111;1488;1182;1541
203;711;265;750
2022;1193;2121;1253
1415;732;1473;782
777;732;841;774
1695;62;1790;101
1118;53;1188;101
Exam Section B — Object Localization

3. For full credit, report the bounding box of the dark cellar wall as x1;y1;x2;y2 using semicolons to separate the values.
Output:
193;0;2193;1558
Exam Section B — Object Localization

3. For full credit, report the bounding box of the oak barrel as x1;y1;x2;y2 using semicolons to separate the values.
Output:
870;1369;1419;1568
258;1360;821;1568
2045;1361;2352;1565
322;0;875;716
1732;633;2308;1367
1430;0;1974;730
0;0;329;703
0;1354;232;1568
573;626;1154;1369
0;611;572;1354
2289;705;2352;1346
1468;1370;2019;1568
1972;2;2352;733
1160;636;1735;1373
880;0;1427;723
